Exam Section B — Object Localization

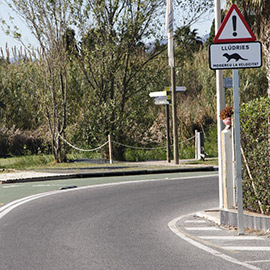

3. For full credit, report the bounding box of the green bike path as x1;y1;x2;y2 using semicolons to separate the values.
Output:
0;171;218;206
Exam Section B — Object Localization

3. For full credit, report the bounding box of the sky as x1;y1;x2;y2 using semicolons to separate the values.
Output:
0;1;225;53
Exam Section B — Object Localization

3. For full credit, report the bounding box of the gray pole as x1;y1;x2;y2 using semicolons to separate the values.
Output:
233;69;244;235
215;0;225;209
165;104;171;163
171;65;179;164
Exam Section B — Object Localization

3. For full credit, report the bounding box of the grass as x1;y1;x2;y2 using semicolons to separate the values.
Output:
0;155;55;170
0;153;218;172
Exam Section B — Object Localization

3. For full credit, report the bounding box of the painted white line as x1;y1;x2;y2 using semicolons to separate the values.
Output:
224;247;270;251
2;185;21;189
168;216;261;270
32;184;61;187
0;190;62;219
185;227;221;231
184;220;207;224
245;260;270;264
200;236;264;240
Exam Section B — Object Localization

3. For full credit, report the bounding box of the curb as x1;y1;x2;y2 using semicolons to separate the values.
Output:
196;209;270;232
195;209;221;225
220;209;270;232
1;166;218;184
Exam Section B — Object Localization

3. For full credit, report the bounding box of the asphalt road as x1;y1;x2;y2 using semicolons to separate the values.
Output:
0;174;248;270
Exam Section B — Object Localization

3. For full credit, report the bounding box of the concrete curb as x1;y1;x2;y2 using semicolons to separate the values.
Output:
220;209;270;232
196;208;270;232
1;166;218;184
195;209;221;225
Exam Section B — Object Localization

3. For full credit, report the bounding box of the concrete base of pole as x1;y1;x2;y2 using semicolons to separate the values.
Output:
221;128;234;209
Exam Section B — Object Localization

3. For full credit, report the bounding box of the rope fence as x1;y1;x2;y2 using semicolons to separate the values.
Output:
58;134;196;152
112;141;167;150
58;134;109;152
58;131;211;162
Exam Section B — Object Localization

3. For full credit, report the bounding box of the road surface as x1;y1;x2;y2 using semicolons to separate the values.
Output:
0;173;248;270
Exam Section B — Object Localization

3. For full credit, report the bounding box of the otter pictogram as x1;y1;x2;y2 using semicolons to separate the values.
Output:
223;53;248;62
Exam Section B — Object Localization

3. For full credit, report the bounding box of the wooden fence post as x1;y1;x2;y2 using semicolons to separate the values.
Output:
108;134;113;164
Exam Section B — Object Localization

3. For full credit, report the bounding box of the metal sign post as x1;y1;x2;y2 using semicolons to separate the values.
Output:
165;104;171;163
215;0;225;210
233;69;244;235
211;3;262;234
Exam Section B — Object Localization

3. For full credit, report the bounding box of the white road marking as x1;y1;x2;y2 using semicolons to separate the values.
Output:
245;260;270;264
2;185;22;188
32;184;61;187
168;216;261;270
200;236;264;240
185;227;221;231
184;220;207;224
224;247;270;251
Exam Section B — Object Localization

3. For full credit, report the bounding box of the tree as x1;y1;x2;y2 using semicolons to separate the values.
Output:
68;0;166;159
5;0;74;162
1;0;214;161
226;0;270;97
69;0;214;160
0;48;42;130
174;26;203;62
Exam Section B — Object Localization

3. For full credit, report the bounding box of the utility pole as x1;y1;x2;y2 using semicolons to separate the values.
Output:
215;0;225;209
166;0;179;165
171;62;179;164
165;104;171;163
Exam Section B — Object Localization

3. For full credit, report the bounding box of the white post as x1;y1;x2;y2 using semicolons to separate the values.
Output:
197;132;201;160
221;129;234;209
195;130;198;160
108;134;113;164
215;0;226;209
233;69;244;235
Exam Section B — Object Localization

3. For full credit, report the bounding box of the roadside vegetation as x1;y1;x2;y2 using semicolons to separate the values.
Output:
0;0;269;214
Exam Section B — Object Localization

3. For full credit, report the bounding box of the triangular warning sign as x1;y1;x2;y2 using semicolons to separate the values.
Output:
213;4;256;43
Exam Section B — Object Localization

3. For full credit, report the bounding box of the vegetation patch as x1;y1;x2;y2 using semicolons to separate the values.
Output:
241;97;270;215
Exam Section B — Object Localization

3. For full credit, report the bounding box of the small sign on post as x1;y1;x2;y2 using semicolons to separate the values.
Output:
149;91;171;105
224;77;240;88
166;86;186;92
209;42;262;70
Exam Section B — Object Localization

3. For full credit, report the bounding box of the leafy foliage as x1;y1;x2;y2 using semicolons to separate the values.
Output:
241;97;270;214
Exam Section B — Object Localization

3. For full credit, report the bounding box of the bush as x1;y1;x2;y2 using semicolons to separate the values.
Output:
0;126;51;157
240;97;270;214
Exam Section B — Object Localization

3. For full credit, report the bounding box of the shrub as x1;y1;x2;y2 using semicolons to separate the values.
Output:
240;97;270;214
0;126;51;157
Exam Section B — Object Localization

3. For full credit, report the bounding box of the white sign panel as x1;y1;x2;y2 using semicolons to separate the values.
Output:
166;86;186;92
209;42;262;70
154;96;169;105
149;91;167;97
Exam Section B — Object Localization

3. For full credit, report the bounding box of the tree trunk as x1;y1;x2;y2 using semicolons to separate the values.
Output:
53;133;67;163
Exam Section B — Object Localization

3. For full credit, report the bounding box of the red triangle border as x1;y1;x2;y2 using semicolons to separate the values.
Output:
213;4;256;43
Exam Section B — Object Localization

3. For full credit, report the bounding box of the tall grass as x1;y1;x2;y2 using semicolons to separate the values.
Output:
0;155;55;170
